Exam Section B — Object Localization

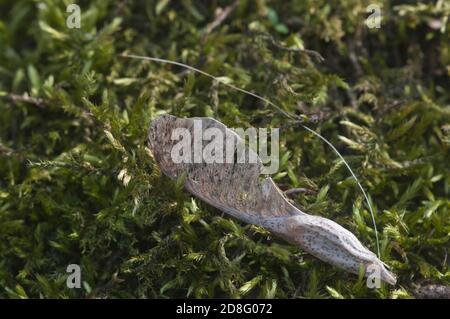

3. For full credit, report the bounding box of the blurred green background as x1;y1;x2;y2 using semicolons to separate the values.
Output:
0;0;449;298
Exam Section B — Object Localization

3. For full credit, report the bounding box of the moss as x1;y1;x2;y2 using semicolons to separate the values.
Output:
0;0;449;298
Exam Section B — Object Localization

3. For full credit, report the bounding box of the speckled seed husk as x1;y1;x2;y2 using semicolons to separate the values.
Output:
148;114;396;285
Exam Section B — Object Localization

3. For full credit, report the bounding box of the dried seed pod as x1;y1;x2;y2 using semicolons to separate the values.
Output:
148;114;396;285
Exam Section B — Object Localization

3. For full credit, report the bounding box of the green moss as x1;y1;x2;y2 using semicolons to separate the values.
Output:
0;0;449;298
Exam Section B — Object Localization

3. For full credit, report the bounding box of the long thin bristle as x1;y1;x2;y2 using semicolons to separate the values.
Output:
120;53;381;258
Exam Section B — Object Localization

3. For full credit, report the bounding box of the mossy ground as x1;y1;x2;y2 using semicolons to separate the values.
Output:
0;0;449;298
